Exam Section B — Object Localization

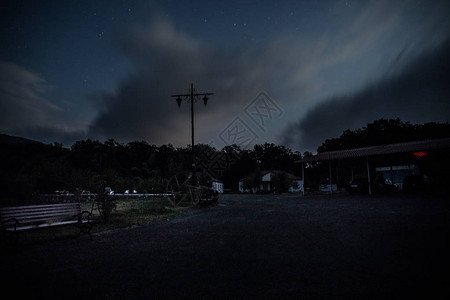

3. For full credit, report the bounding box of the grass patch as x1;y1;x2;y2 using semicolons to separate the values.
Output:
10;197;191;245
89;197;191;233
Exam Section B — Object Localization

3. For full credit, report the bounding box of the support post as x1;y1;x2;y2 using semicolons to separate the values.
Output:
302;162;305;195
329;161;333;195
170;84;214;185
390;166;394;186
366;158;372;196
336;163;340;192
190;83;195;173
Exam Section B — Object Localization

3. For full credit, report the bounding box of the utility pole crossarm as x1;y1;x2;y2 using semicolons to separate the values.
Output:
170;92;214;97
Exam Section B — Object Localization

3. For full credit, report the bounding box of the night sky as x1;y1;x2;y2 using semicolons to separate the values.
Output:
1;0;449;152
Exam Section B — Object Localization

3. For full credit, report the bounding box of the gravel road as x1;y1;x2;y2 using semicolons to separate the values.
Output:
2;194;449;299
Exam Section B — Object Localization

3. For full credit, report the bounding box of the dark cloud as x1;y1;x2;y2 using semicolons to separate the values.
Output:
282;38;450;152
88;7;444;147
88;19;272;145
87;18;328;146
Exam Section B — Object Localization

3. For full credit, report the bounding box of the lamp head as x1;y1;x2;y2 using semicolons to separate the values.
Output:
203;95;208;106
176;96;182;108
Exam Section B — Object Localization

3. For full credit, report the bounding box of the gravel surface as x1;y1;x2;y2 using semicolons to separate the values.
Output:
2;194;449;299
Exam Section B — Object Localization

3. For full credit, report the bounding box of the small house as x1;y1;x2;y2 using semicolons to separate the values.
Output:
239;170;304;193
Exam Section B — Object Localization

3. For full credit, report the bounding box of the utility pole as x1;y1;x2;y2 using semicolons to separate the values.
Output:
171;83;214;180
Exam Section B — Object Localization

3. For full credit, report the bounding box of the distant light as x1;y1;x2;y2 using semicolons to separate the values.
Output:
412;151;428;157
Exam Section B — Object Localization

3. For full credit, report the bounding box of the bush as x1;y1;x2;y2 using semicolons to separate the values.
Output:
95;187;116;222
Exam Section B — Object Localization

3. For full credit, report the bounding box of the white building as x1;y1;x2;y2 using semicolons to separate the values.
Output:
212;180;224;194
238;170;304;193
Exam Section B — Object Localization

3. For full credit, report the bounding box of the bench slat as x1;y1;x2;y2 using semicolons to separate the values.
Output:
1;203;85;227
1;206;80;213
1;203;93;239
4;219;92;231
2;210;81;219
5;215;82;225
1;203;80;211
1;206;80;215
2;208;81;219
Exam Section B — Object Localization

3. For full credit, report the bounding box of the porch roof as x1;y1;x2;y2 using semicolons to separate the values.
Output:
297;137;450;163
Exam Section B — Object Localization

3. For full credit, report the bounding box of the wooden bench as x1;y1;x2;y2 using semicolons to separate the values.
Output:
0;203;94;242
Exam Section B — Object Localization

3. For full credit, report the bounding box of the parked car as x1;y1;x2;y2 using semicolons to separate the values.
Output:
347;178;398;195
403;174;431;194
373;179;399;194
346;178;369;194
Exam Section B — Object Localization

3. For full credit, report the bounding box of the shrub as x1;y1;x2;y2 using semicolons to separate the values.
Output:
95;187;116;222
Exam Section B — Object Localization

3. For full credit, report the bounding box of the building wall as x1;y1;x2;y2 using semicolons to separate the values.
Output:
289;180;304;193
319;184;338;193
375;165;420;190
239;178;304;193
261;173;271;182
238;181;257;193
212;181;224;194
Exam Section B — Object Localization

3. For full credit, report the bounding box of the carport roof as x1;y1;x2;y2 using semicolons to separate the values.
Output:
297;137;450;163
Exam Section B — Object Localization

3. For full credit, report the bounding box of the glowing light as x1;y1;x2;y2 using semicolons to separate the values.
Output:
412;151;428;157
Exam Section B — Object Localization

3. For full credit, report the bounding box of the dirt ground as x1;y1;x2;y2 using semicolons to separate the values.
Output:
2;194;449;299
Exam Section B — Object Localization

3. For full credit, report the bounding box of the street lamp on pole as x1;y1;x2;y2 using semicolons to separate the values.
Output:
170;83;214;179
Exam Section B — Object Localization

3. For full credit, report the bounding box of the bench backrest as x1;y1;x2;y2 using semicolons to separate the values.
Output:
0;203;82;225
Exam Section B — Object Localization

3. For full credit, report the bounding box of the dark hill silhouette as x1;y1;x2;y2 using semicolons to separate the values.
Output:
0;133;42;145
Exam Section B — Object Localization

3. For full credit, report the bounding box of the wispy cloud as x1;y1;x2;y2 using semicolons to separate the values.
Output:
0;61;85;143
281;38;450;152
0;61;61;130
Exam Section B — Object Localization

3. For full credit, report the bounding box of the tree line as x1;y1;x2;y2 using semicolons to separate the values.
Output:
0;138;302;204
1;118;449;204
317;118;450;153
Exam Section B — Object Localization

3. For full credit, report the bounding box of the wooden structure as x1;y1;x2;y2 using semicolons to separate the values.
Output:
297;138;450;195
166;171;219;208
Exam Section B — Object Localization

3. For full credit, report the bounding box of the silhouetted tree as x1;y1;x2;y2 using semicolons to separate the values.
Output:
318;118;450;152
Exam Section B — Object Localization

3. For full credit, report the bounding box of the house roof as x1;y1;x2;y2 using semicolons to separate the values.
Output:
297;137;450;163
268;170;302;180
